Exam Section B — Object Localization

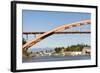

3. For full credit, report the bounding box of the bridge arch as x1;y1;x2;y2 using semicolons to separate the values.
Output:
22;19;91;49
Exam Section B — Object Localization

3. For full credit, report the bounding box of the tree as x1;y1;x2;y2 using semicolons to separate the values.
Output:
22;38;26;45
54;47;63;53
22;38;29;57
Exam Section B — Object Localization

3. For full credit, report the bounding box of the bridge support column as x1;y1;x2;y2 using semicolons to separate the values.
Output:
34;34;36;38
26;34;28;41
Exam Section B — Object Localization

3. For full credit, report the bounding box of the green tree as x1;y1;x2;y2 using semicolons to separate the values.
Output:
54;47;63;53
22;38;26;45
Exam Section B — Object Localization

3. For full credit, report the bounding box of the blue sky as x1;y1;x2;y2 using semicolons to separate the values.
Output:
22;10;91;51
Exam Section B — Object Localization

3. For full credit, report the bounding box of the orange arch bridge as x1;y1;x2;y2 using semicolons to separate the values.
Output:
23;19;91;49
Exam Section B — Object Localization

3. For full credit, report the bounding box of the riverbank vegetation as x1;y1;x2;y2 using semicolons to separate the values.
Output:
54;44;90;53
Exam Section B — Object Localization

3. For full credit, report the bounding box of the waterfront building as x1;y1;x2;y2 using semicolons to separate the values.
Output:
82;47;91;55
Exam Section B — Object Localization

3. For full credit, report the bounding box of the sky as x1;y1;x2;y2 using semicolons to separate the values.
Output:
22;10;91;51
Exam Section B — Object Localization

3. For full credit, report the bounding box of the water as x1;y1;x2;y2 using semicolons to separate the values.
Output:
22;55;91;63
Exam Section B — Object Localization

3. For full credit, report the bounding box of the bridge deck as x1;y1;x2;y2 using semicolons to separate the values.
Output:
23;31;91;34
